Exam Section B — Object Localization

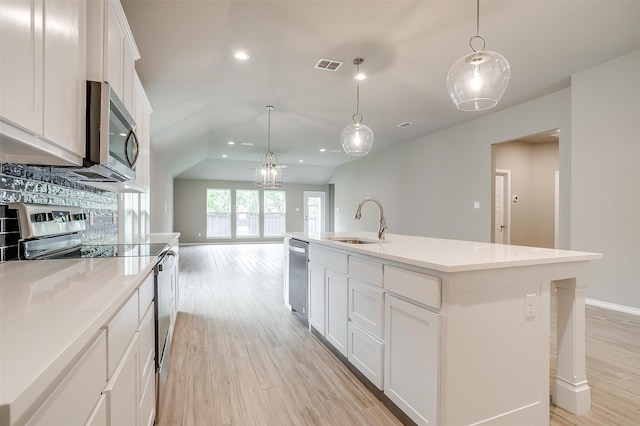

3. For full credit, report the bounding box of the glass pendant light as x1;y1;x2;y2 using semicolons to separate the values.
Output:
255;105;283;188
341;58;374;156
447;0;510;111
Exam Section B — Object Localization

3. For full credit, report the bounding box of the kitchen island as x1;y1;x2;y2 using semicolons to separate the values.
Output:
0;233;179;426
285;231;602;426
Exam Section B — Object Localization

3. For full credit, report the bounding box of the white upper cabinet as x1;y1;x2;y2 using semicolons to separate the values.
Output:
87;0;140;112
0;0;86;165
132;72;152;191
42;0;86;156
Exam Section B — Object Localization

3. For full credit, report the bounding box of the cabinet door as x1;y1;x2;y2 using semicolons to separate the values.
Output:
86;394;107;426
42;0;85;157
348;322;384;390
308;262;325;334
325;270;348;356
104;332;140;426
105;0;124;100
0;0;43;134
348;279;384;340
384;295;440;426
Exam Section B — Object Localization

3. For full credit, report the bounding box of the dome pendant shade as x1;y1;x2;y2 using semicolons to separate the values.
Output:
447;50;511;111
341;122;374;156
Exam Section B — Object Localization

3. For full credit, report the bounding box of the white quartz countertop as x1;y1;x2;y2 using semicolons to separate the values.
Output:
286;232;602;273
0;232;179;424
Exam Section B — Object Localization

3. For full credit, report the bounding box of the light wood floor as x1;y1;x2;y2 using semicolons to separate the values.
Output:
159;244;640;426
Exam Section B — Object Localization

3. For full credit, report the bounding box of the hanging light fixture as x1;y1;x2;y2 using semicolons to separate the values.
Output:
341;58;374;156
255;105;283;188
446;0;511;111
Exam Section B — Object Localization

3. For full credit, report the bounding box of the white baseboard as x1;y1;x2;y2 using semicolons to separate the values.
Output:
586;298;640;316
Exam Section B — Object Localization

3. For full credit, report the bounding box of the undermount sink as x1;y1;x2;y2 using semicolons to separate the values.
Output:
327;237;380;244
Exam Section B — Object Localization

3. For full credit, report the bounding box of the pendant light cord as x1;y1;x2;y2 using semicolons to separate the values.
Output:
355;62;360;117
476;0;480;36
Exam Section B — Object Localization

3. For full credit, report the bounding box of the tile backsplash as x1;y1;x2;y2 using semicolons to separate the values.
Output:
0;162;118;261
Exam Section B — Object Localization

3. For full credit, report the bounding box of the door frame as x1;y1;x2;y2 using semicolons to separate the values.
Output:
303;191;326;233
494;169;512;244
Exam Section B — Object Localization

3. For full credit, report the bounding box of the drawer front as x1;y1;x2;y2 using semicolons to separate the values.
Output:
138;302;155;392
138;273;154;322
309;245;348;274
384;266;441;310
348;322;384;390
27;331;107;426
139;357;156;426
104;332;139;426
107;292;139;378
348;279;385;340
349;256;383;287
86;394;107;426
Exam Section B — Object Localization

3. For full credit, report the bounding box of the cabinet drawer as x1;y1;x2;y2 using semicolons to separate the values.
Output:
139;358;157;426
348;322;384;390
349;279;385;340
309;245;348;274
138;273;154;322
104;332;139;426
27;331;107;426
107;292;139;378
384;266;441;310
86;394;107;426
349;256;383;287
138;302;155;392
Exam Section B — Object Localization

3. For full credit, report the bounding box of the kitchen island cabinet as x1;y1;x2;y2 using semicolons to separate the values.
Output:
286;231;601;426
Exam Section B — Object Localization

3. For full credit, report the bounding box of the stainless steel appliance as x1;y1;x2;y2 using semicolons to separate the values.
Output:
70;81;139;183
154;248;176;417
288;238;309;326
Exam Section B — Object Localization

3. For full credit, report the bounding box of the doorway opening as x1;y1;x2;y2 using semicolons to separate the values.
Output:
491;130;560;248
304;191;325;234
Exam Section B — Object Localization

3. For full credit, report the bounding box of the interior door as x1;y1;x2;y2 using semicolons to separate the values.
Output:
304;191;325;234
494;169;511;244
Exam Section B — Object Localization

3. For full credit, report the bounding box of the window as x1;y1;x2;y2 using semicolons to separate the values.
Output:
236;190;259;237
206;189;231;238
264;190;286;237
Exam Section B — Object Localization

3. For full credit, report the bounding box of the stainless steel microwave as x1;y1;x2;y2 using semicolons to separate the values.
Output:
78;81;139;182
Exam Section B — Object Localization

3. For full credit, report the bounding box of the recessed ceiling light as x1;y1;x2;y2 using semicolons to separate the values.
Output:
298;160;304;163
354;73;367;81
319;148;326;152
228;141;235;145
221;154;228;158
233;51;250;60
397;121;413;128
241;142;254;147
119;132;128;137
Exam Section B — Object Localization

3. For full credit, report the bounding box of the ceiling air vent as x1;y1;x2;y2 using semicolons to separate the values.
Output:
397;121;413;128
315;59;343;71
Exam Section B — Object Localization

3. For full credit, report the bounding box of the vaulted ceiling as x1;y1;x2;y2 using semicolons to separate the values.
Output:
122;0;640;184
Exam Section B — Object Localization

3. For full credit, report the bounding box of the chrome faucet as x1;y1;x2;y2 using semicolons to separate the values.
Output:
355;198;387;240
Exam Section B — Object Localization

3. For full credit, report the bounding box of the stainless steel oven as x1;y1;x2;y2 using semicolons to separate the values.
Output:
154;248;176;416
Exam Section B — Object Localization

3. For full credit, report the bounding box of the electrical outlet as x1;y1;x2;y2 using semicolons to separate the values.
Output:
525;294;537;318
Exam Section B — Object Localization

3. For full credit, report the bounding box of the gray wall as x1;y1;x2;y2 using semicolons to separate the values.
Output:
149;150;174;233
173;178;328;244
570;50;640;309
330;50;639;310
495;141;558;248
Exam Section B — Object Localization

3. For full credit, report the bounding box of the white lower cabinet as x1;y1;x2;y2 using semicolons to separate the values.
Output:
348;321;384;390
139;361;156;426
325;270;348;356
86;394;108;426
26;331;107;425
348;278;384;340
104;332;140;426
384;295;440;426
308;261;325;334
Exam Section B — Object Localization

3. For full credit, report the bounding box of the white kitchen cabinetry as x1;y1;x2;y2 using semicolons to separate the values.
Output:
103;332;140;426
348;321;384;390
325;270;348;356
0;0;86;165
26;331;107;426
384;294;440;426
87;0;140;110
129;72;152;191
308;262;325;334
86;394;108;426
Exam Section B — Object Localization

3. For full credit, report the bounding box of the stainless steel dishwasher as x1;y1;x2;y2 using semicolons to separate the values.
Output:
288;238;309;326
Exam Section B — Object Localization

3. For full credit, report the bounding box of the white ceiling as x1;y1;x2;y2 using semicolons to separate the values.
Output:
121;0;640;184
